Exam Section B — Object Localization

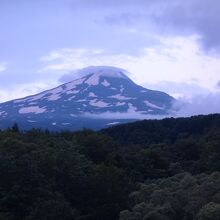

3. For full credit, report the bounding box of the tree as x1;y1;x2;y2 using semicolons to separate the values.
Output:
196;202;220;220
11;123;19;133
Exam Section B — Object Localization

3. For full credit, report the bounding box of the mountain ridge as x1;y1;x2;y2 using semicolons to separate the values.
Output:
0;66;175;130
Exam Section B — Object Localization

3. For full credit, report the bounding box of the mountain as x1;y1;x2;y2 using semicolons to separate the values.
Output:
0;66;175;130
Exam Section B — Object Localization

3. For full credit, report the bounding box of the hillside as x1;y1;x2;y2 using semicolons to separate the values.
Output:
0;114;220;220
102;114;220;145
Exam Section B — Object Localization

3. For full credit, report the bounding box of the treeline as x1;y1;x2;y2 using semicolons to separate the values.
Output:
0;114;220;220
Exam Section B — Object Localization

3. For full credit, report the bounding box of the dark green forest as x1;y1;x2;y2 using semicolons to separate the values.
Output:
1;114;220;220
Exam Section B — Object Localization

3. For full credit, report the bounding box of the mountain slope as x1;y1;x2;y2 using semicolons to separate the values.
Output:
0;66;175;130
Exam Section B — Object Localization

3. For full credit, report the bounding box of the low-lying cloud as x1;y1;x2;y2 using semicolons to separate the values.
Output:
81;93;220;121
173;93;220;117
145;81;210;98
82;111;167;120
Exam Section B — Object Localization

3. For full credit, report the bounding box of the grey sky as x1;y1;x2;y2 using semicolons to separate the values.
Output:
0;0;220;102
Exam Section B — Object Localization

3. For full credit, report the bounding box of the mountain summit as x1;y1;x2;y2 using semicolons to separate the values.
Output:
72;66;131;81
0;66;175;130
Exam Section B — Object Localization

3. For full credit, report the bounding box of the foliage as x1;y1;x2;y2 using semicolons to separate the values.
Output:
0;114;220;219
119;172;220;220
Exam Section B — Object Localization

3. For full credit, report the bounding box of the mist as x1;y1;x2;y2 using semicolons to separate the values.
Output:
81;92;220;120
173;93;220;117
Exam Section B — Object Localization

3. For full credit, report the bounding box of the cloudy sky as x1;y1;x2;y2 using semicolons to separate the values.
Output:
1;0;220;103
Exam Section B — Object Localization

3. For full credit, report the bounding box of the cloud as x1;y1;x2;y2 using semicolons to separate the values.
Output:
173;93;220;117
156;0;220;52
82;111;167;120
0;62;7;72
40;48;109;72
0;82;55;103
145;81;210;98
81;92;220;120
41;36;220;92
217;81;220;89
98;0;220;53
59;66;130;83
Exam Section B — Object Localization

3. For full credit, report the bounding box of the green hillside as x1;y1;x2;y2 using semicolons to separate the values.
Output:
0;114;220;220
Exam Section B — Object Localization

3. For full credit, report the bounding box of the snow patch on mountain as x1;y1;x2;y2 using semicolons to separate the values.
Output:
120;85;125;93
50;87;63;94
28;120;37;123
28;102;38;105
85;74;100;86
144;100;164;110
115;102;126;106
127;103;138;113
109;94;135;100
107;122;120;126
89;92;97;97
29;93;47;102
47;94;61;101
62;123;70;125
19;106;47;114
76;99;87;102
66;90;79;95
67;96;76;101
89;99;109;107
65;78;85;90
102;80;110;87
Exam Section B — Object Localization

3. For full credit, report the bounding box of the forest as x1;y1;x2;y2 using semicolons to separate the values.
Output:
0;114;220;220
